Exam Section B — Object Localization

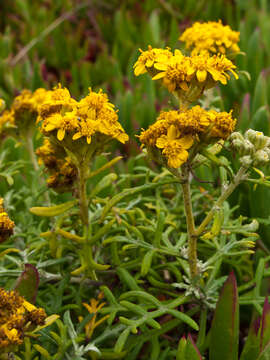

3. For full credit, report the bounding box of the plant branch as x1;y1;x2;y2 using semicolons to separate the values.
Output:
181;164;198;279
196;166;248;237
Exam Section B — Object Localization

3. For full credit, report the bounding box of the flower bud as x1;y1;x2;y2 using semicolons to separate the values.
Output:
264;147;270;158
230;132;244;142
231;138;244;152
240;155;253;167
243;139;255;155
253;149;269;166
245;129;268;149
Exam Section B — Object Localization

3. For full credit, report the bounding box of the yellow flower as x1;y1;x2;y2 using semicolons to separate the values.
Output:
180;20;240;56
207;54;238;85
0;199;15;243
133;45;172;76
152;50;194;92
40;87;128;148
149;50;237;96
139;106;236;167
209;109;236;139
156;125;194;168
157;106;213;135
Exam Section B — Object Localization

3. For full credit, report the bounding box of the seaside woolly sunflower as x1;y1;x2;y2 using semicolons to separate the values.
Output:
133;45;172;76
180;20;240;56
134;48;238;101
39;86;128;161
139;106;236;168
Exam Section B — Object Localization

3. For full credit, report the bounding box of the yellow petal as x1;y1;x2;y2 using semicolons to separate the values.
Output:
57;128;65;141
154;63;168;71
134;65;146;76
156;136;167;149
152;72;166;80
45;123;56;131
87;136;92;144
72;132;82;140
167;125;178;140
146;59;154;67
178;136;194;149
196;70;207;82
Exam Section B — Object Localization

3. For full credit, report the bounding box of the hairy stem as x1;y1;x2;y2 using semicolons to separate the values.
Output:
181;164;198;279
77;164;97;279
77;165;89;227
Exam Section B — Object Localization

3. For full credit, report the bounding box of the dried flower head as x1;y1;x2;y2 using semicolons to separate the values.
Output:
36;138;77;193
0;199;15;243
0;288;46;352
180;20;240;56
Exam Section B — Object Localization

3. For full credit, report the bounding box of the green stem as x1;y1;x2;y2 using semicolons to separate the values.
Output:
196;166;247;237
77;165;89;226
181;164;198;279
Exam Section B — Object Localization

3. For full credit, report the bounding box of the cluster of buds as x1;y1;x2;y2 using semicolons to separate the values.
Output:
230;129;270;167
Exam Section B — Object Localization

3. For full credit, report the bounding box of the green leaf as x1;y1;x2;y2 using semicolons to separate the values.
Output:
252;73;268;115
209;272;239;360
114;328;130;353
257;341;270;360
14;264;39;303
240;317;260;360
90;173;117;198
30;200;77;217
185;334;202;360
141;250;155;276
176;336;187;360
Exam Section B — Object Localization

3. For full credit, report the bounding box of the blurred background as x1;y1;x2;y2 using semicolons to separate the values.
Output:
1;0;270;243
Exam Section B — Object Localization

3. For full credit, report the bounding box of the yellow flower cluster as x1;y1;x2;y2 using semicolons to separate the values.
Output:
36;138;77;193
0;199;15;243
139;106;236;168
134;48;238;99
133;45;172;76
39;85;129;150
0;89;47;138
0;288;46;351
179;21;240;56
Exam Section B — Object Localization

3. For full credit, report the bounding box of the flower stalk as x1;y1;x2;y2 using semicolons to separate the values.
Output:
196;166;248;237
181;164;198;279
